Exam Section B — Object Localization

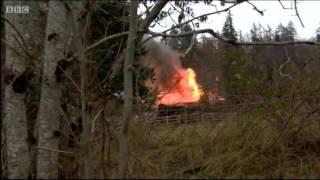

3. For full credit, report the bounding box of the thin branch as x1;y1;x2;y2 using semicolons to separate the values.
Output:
91;108;104;134
161;1;245;34
85;31;129;52
1;38;28;58
146;29;320;46
1;16;30;55
86;24;320;53
139;0;170;31
168;3;180;25
57;64;81;93
140;0;244;45
292;106;320;137
182;33;197;58
278;0;304;27
278;0;291;10
12;34;32;58
140;1;155;18
35;146;75;156
246;1;265;16
150;19;168;28
293;0;304;28
168;2;193;23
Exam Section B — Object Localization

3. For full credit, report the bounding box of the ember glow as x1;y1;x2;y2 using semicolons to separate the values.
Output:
159;68;204;105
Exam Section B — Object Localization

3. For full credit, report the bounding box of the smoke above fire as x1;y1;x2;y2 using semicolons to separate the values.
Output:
142;35;203;105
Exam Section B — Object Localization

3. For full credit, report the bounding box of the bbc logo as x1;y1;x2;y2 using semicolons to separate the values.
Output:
6;6;29;14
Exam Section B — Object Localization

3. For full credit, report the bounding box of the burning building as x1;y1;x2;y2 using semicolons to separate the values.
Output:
142;35;224;123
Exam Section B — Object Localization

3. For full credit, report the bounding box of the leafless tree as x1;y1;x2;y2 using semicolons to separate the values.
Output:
118;0;138;178
1;0;320;178
2;1;46;178
35;1;69;178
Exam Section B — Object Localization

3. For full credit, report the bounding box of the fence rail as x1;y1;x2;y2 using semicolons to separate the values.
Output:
146;93;320;126
152;112;233;125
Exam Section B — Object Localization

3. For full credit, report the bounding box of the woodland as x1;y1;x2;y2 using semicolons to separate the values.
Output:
1;0;320;179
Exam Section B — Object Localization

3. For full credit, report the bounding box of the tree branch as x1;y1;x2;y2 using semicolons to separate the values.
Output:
146;29;320;46
182;33;197;58
161;1;245;34
278;0;291;10
35;146;75;156
1;16;33;58
139;0;170;31
293;0;304;28
86;26;320;54
139;1;155;19
246;1;265;16
91;1;170;86
85;31;129;53
278;0;304;27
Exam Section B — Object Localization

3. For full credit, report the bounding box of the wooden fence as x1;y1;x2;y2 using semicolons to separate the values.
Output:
152;112;232;125
148;92;320;126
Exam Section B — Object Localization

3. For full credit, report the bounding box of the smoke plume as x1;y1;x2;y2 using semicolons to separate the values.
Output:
142;35;183;90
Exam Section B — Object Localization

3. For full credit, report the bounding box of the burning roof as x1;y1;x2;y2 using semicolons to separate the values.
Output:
158;67;203;105
142;36;204;106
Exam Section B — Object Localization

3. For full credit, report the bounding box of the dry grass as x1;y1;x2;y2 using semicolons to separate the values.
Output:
115;108;320;179
60;103;320;179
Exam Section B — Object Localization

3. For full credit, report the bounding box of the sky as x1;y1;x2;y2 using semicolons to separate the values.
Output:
145;0;320;40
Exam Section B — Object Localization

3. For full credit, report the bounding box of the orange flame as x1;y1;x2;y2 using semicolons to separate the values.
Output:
159;68;203;105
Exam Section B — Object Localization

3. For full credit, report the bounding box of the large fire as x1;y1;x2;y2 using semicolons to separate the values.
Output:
159;68;204;105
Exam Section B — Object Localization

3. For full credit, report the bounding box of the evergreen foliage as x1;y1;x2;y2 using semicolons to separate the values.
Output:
222;11;237;41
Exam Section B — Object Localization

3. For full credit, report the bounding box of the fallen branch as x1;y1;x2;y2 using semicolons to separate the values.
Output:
279;48;293;79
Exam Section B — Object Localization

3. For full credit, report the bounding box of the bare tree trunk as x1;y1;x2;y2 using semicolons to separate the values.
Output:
118;0;138;178
24;2;48;178
1;1;7;177
2;0;44;178
36;1;68;178
68;1;95;178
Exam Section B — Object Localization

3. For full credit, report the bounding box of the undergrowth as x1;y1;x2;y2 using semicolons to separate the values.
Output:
61;103;320;179
121;109;320;178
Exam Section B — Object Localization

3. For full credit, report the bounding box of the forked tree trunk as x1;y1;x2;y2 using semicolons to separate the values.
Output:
118;0;138;178
36;1;68;178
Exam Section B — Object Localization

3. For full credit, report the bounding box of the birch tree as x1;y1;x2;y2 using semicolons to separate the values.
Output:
3;2;30;178
2;0;46;178
36;1;69;178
